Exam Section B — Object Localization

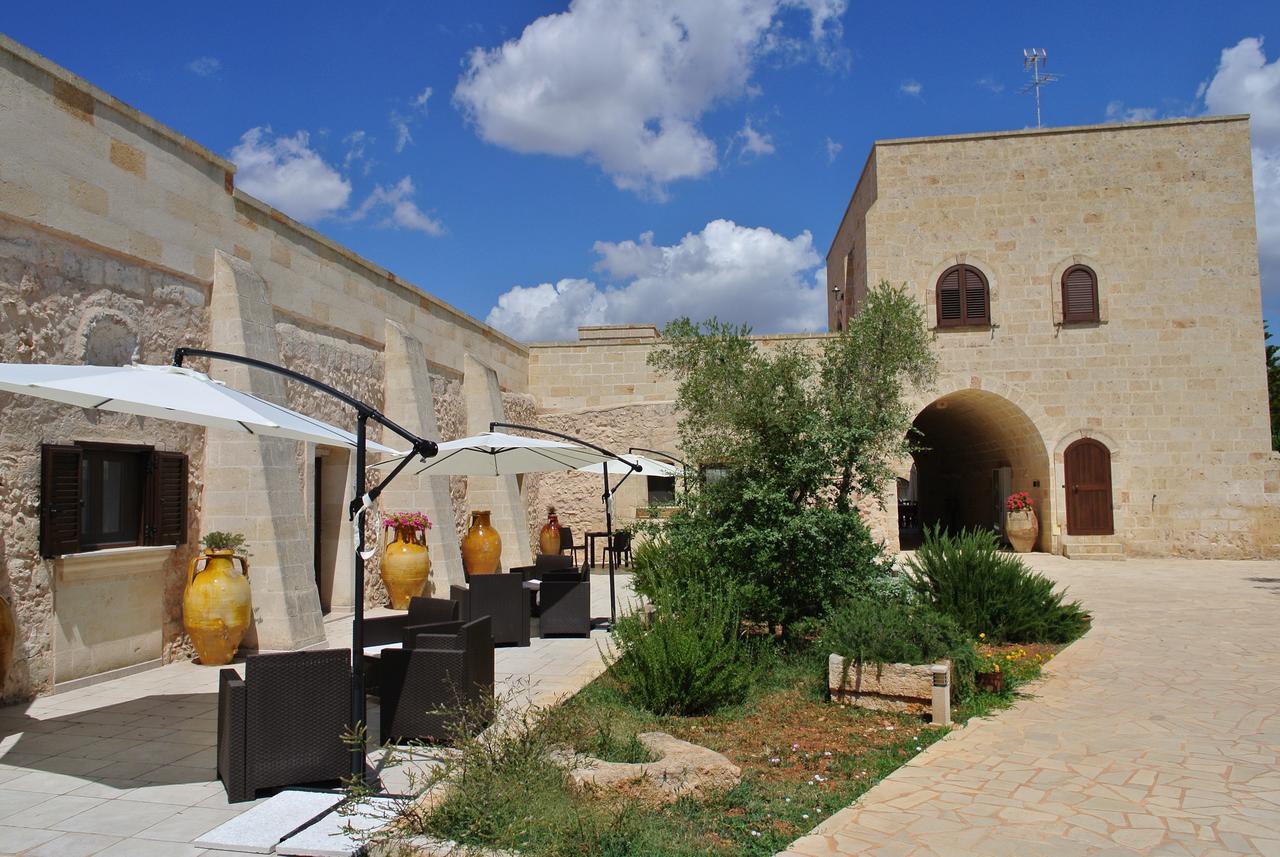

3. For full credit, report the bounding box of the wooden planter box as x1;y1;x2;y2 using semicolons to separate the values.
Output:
828;654;951;714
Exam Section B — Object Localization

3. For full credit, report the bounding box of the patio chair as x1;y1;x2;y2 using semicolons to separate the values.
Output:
535;552;575;572
559;526;585;563
601;531;633;567
216;649;351;803
539;561;592;638
378;616;495;745
451;574;530;647
363;597;460;694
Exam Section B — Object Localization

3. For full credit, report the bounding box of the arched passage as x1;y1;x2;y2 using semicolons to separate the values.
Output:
903;389;1051;551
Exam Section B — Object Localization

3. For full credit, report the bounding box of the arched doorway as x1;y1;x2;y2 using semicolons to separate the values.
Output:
902;389;1051;550
1063;438;1114;535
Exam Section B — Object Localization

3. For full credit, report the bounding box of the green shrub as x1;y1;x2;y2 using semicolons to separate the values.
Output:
606;581;757;716
904;526;1090;644
821;596;977;698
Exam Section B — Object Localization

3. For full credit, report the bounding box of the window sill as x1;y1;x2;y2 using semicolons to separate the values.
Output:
56;545;176;582
931;324;993;333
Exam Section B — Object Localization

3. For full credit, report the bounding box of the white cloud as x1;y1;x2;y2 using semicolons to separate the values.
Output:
412;86;434;114
187;56;221;77
230;127;352;221
350;176;445;236
485;219;825;341
390;112;414;152
343;130;372;172
1104;100;1157;123
899;79;922;98
454;0;845;196
1203;36;1280;310
976;76;1004;93
738;119;776;159
824;136;842;164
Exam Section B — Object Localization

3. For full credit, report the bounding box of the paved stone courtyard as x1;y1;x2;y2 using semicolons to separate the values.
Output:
0;575;633;856
781;555;1280;856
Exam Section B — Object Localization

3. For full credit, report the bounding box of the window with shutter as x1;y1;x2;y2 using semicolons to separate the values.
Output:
1061;265;1099;323
41;445;82;558
936;265;990;327
39;442;186;556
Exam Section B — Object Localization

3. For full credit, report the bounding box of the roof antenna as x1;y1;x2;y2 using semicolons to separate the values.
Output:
1019;49;1059;129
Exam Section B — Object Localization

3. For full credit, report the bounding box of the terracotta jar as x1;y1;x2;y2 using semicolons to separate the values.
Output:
1006;509;1038;553
184;549;252;666
461;510;502;575
539;509;562;555
381;523;431;609
0;594;13;692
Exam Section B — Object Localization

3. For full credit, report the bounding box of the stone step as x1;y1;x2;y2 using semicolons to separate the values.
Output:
276;796;402;856
194;790;344;853
1062;540;1125;561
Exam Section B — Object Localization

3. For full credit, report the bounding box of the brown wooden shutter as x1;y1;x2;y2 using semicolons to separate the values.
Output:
1062;266;1099;323
963;266;989;323
147;451;188;546
40;444;82;558
936;268;963;326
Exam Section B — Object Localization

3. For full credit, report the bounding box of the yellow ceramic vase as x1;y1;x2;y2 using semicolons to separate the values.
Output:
183;549;252;666
539;512;562;555
380;524;432;609
461;510;502;575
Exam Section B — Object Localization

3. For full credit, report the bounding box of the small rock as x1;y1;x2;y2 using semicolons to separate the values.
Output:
552;732;740;804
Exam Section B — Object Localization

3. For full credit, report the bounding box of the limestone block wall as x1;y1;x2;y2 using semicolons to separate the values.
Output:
0;217;207;699
829;117;1280;557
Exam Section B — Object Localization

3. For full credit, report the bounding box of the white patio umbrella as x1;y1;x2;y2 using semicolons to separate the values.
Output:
576;453;680;478
386;430;612;476
0;363;402;453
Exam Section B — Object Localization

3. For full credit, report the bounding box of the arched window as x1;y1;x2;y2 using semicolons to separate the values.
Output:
936;264;989;327
1061;264;1099;323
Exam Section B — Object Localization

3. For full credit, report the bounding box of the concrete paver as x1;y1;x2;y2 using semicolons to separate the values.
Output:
781;556;1280;856
0;574;632;856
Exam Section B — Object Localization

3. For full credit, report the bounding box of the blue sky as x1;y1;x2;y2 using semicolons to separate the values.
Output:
5;1;1279;340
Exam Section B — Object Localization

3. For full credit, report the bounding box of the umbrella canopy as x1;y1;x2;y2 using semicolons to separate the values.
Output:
576;453;679;478
393;431;612;476
0;363;402;453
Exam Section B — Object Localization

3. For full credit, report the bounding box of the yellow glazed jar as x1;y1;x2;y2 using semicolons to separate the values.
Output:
380;524;432;609
461;510;502;575
538;510;562;555
183;549;252;666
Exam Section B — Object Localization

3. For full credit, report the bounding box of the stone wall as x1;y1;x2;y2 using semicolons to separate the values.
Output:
829;117;1280;557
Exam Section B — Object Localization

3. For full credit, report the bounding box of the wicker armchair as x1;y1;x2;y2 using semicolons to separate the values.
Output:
363;597;459;695
535;553;575;572
217;649;351;803
378;617;495;745
451;574;530;647
539;561;592;637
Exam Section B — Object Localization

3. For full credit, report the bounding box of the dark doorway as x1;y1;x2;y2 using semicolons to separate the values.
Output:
1064;439;1113;535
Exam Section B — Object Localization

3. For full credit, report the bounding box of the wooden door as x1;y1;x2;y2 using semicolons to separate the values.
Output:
1064;439;1113;535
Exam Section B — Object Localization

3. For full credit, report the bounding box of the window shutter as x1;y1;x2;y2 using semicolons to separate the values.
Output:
41;444;82;558
937;268;963;326
147;451;188;546
1062;266;1099;323
963;266;989;323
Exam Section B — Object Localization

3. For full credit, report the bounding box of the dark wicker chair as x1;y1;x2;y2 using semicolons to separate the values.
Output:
558;526;585;563
539;561;592;637
217;649;351;803
535;553;575;572
451;575;530;647
378;617;495;745
602;531;633;567
363;597;460;694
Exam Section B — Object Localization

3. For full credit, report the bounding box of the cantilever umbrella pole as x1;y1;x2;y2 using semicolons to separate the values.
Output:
173;348;439;779
489;421;638;628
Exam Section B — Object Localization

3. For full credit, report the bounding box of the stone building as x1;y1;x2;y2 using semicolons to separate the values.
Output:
1;34;1276;703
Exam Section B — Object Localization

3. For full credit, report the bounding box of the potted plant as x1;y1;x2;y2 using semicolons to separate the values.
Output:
380;511;433;609
184;532;252;666
1005;491;1037;553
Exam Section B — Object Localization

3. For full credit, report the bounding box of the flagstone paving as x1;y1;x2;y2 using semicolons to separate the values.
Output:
0;575;632;856
780;556;1280;857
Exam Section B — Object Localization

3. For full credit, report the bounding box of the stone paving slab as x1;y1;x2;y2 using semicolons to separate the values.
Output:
193;790;343;852
779;557;1280;857
0;575;631;856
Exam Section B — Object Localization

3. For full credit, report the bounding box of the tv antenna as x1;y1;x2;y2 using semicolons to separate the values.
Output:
1019;49;1059;129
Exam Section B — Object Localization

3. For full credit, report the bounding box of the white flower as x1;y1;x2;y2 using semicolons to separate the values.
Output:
750;830;762;838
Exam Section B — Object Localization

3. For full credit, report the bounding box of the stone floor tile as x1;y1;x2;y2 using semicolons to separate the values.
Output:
51;799;181;836
0;824;62;852
23;831;122;857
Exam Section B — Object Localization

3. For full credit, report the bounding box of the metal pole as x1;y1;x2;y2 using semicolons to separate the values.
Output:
350;412;368;779
602;468;617;627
